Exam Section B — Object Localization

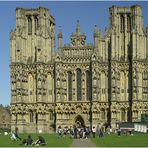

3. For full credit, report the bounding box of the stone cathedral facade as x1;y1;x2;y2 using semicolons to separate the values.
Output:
10;5;148;133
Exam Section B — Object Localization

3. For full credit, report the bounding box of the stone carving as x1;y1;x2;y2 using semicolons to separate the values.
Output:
10;5;148;133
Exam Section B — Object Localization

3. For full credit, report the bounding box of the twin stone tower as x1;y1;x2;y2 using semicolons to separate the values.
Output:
10;5;148;133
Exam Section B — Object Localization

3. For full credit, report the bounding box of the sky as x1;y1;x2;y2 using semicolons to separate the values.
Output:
0;1;148;106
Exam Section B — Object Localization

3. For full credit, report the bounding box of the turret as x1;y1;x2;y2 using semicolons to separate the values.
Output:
76;20;80;35
131;5;143;33
58;26;63;49
93;25;100;50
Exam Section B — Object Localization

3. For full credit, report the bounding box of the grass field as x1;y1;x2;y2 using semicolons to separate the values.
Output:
0;133;73;147
91;133;148;147
0;133;148;147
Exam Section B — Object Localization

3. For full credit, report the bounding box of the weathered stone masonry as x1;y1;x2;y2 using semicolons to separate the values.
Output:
10;5;148;133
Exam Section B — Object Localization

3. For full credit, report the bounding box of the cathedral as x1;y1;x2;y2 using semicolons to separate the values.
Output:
10;5;148;133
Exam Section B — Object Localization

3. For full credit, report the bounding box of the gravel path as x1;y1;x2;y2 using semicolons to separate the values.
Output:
71;138;97;147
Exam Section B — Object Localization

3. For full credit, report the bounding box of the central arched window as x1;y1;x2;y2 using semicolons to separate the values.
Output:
68;71;72;101
77;69;82;101
86;70;91;100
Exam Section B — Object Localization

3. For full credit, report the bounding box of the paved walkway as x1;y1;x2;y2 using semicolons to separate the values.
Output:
71;138;97;147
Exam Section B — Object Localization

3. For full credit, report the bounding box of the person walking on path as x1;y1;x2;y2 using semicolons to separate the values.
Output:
117;127;121;136
92;126;96;138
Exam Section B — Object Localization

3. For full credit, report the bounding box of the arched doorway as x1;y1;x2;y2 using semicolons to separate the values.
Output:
75;115;85;128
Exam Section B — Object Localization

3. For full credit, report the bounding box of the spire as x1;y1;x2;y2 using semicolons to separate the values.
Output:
76;20;80;35
94;25;100;37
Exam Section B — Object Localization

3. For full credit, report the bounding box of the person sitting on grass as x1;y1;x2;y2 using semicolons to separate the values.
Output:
34;136;46;146
26;135;33;146
57;126;62;138
14;127;21;140
11;132;17;141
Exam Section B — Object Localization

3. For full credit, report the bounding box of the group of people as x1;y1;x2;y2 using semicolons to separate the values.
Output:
57;125;105;139
117;128;133;136
11;127;46;146
21;135;46;146
11;127;22;141
11;133;46;146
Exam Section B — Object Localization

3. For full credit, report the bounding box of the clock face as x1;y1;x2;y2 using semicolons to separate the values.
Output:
71;37;85;46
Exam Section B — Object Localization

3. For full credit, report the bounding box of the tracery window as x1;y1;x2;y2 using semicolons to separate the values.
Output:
68;71;72;101
77;69;82;101
28;16;32;35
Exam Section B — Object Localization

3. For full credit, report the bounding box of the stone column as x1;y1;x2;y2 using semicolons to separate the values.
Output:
105;72;108;102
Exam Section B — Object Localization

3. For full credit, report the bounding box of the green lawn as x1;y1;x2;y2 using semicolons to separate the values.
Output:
91;133;148;147
0;133;73;147
1;133;148;147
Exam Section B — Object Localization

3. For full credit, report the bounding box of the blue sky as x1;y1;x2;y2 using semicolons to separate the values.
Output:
0;1;148;106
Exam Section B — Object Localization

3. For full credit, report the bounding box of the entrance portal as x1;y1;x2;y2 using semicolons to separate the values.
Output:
75;115;85;128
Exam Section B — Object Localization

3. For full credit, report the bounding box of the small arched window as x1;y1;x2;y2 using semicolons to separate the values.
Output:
28;16;32;35
34;16;38;34
30;111;34;123
127;14;131;32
